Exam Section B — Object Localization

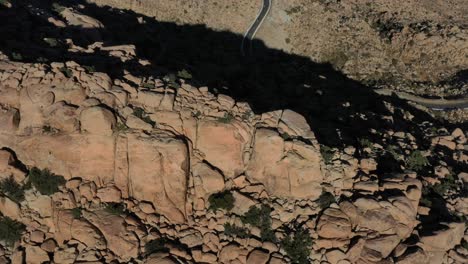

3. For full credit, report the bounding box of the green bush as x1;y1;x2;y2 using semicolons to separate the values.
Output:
59;67;73;78
71;207;82;219
145;238;169;256
320;145;334;164
241;205;276;242
83;65;96;73
431;174;457;197
224;223;249;239
0;216;25;246
0;176;24;203
104;202;126;215
359;138;374;150
208;191;235;211
217;112;235;124
406;150;428;171
281;227;313;264
317;191;335;209
28;167;66;195
133;107;156;127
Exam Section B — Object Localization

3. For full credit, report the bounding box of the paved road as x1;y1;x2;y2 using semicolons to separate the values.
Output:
375;89;468;110
241;0;272;56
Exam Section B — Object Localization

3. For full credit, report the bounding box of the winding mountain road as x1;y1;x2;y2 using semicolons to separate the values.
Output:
241;0;272;56
375;89;468;110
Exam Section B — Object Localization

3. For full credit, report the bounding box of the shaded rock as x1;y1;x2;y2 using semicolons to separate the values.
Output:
419;222;465;252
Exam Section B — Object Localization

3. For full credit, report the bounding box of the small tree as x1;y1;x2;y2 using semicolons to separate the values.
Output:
317;191;335;209
224;223;249;239
406;150;428;171
241;205;276;242
28;167;66;195
281;227;313;264
208;191;235;211
0;216;25;246
104;202;126;215
0;176;25;203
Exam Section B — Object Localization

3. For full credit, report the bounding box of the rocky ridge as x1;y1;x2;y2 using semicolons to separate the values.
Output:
0;2;467;264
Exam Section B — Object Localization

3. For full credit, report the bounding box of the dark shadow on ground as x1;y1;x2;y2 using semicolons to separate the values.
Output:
0;0;439;148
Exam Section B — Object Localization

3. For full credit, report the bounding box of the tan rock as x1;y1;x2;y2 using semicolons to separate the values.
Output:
30;230;45;244
96;186;121;203
25;245;49;264
246;129;323;199
125;114;153;130
0;107;20;132
196;120;251;178
317;208;352;239
60;8;104;28
27;194;53;218
86;210;139;261
278;109;315;139
145;253;177;264
246;249;269;264
80;106;116;136
0;150;25;182
359;158;377;173
192;250;218;263
362;235;401;260
179;230;203;248
420;222;465;252
71;218;106;249
325;249;347;264
219;244;242;263
0;196;21;220
53;248;77;264
231;191;256;215
40;239;57;252
192;162;225;198
396;247;428;264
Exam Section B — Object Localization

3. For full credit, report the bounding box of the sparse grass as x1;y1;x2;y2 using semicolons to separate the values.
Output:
281;227;312;264
133;107;156;127
11;52;22;60
177;69;192;79
320;145;335;164
141;82;154;89
83;65;96;73
71;207;82;219
317;191;335;209
0;216;25;246
406;150;429;171
241;205;276;242
44;38;58;47
359;138;374;150
0;176;24;203
104;202;126;215
217;112;235;124
208;191;235;211
224;223;249;239
145;238;169;256
114;122;129;133
52;3;65;13
28;167;66;195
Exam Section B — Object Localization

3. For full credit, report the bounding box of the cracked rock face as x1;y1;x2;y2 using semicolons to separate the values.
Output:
0;8;466;262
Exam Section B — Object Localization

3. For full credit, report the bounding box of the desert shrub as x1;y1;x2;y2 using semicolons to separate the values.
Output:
217;112;235;124
104;202;126;215
0;176;24;203
281;227;313;264
241;205;276;242
359;138;374;150
28;167;66;195
59;67;73;78
431;174;457;197
145;238;169;256
224;223;249;239
71;207;82;219
114;122;129;133
317;191;335;209
133;107;156;127
406;150;428;171
320;145;334;164
0;216;25;246
208;191;235;211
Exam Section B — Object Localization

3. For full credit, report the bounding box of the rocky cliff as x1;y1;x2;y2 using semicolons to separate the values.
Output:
0;1;467;264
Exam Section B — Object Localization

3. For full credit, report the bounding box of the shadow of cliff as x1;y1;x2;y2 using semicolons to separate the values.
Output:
0;0;438;148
